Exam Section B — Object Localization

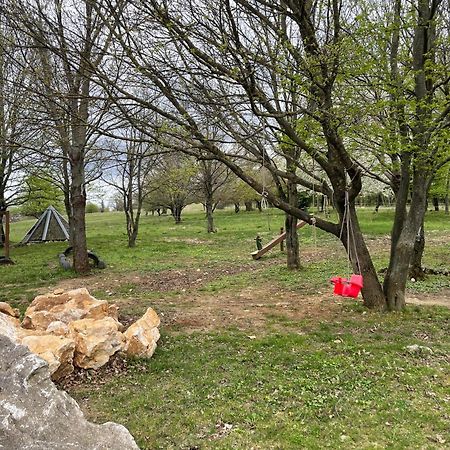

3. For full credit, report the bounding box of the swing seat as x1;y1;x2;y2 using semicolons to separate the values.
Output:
330;276;346;295
330;274;363;298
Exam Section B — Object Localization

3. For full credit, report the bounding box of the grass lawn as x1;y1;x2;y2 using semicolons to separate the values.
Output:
1;207;449;449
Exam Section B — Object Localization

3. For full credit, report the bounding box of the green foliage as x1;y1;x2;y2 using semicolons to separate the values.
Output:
297;191;312;210
20;176;64;218
429;164;450;199
86;202;100;213
145;155;198;212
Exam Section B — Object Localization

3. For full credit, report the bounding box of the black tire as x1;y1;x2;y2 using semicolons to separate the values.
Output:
62;246;104;268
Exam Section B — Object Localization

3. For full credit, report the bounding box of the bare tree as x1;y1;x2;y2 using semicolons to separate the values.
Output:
6;0;120;272
0;20;36;244
102;130;159;247
195;159;230;233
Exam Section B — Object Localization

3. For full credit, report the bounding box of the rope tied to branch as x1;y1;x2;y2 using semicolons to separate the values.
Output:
338;190;361;278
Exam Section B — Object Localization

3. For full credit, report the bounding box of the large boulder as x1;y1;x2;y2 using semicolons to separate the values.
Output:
69;317;125;369
20;334;75;381
22;288;120;330
0;335;140;450
123;307;161;358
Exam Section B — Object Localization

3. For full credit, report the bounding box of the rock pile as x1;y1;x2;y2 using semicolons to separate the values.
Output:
0;288;160;380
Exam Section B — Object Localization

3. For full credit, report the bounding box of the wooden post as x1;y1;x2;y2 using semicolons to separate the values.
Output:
280;227;284;252
5;211;10;260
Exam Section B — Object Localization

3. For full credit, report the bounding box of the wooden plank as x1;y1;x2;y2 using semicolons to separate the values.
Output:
251;221;307;260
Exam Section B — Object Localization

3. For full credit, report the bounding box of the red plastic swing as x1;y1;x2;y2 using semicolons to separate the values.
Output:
330;274;363;298
330;190;364;298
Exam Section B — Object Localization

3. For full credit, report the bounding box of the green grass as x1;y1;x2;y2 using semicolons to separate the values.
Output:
72;306;450;450
1;207;449;449
3;208;448;303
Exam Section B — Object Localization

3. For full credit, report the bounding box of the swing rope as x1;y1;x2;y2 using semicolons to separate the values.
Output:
338;190;361;279
260;148;271;231
311;214;317;251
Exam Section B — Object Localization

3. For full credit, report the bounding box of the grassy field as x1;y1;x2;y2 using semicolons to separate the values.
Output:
1;207;449;449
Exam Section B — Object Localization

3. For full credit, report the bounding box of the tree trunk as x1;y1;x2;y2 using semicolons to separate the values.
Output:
409;222;425;280
383;174;428;310
125;208;140;248
319;195;325;213
69;156;89;273
256;200;262;212
0;209;5;248
172;204;182;223
432;197;439;211
0;200;5;247
285;214;300;269
128;219;139;247
64;191;72;242
390;154;411;258
205;196;215;233
244;201;253;212
234;203;240;213
445;167;449;214
375;192;382;212
285;179;300;269
62;154;73;243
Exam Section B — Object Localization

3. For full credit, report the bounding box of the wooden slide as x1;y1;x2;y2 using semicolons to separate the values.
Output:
251;221;307;260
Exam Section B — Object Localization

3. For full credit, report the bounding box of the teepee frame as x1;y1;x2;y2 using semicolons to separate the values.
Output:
21;206;70;244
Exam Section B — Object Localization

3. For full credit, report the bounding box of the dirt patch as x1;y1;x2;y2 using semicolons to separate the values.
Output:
162;237;212;245
42;249;327;295
40;263;264;295
121;286;345;334
407;289;450;308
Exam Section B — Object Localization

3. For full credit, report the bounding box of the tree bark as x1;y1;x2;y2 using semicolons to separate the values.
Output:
69;155;89;273
445;167;449;214
375;193;382;212
409;221;425;280
0;198;5;247
172;204;182;223
432;197;439;211
389;153;411;258
126;211;140;247
205;197;214;233
62;156;72;243
285;179;300;269
0;209;5;248
244;201;253;211
383;173;429;310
